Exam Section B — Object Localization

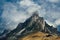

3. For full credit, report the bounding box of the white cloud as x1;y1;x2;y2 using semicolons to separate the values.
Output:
1;0;41;30
27;5;41;14
46;0;60;3
55;19;60;25
2;3;29;30
1;0;60;30
20;0;41;14
2;3;24;22
20;0;34;6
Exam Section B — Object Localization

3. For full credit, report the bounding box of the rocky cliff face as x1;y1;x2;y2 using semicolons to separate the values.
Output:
6;13;59;40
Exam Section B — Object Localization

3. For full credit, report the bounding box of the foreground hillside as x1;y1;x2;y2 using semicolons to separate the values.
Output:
18;32;60;40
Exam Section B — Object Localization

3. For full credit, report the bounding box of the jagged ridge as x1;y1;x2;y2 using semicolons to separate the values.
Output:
6;12;58;40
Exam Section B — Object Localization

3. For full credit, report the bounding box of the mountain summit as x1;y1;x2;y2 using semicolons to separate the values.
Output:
5;12;59;40
23;13;45;32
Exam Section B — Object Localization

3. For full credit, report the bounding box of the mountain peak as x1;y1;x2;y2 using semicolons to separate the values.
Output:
32;12;38;17
30;12;44;23
6;12;59;40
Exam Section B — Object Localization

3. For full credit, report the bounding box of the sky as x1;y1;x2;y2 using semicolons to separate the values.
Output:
0;0;60;33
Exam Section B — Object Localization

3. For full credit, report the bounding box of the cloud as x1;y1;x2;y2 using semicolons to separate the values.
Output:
20;0;41;13
1;2;28;30
46;0;60;3
1;0;41;30
55;19;60;25
20;0;34;6
1;0;60;31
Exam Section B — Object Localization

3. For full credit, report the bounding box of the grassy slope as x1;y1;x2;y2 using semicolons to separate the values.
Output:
18;32;60;40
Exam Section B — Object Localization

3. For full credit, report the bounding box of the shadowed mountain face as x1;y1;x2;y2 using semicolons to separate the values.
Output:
4;12;59;40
